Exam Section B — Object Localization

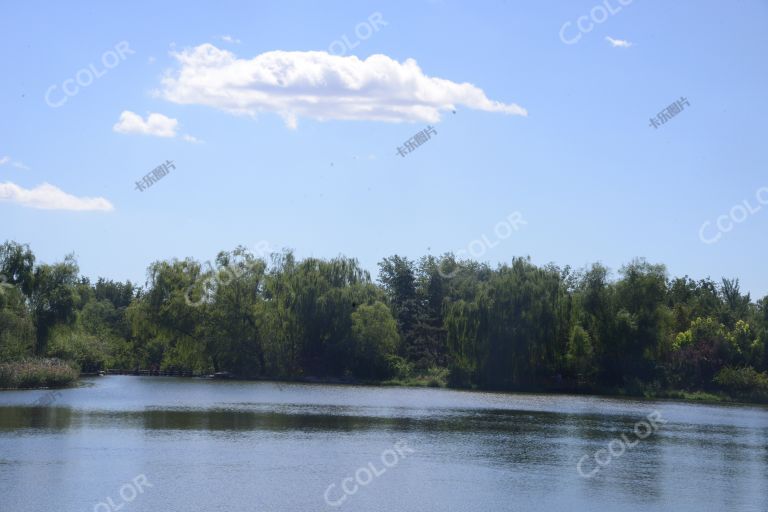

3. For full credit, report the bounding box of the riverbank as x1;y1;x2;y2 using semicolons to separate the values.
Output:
0;358;78;390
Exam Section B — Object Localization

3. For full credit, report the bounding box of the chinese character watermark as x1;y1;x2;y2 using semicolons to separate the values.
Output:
649;96;690;129
396;125;437;158
135;160;175;192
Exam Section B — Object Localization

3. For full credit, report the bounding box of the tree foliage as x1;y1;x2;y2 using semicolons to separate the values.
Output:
1;240;767;400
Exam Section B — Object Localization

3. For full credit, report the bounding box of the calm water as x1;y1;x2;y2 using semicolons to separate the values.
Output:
0;377;766;512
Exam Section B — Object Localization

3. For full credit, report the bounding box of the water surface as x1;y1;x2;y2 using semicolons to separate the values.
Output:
1;376;766;511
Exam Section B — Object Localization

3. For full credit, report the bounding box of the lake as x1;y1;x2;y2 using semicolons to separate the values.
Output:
1;376;766;512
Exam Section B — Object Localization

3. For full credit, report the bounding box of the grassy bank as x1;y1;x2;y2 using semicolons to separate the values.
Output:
0;358;79;389
382;367;450;388
14;360;765;407
279;369;768;405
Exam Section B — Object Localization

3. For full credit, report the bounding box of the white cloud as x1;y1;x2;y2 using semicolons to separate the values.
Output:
606;36;632;48
0;182;114;211
113;110;179;137
159;44;527;128
112;110;200;142
0;156;9;165
219;35;241;44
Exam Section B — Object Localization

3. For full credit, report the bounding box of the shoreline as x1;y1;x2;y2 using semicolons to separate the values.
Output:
5;372;762;408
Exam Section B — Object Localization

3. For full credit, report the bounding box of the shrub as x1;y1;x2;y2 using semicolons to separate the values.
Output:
425;366;449;387
714;366;768;391
670;317;737;389
0;358;78;389
448;359;474;388
46;326;109;372
388;355;414;380
714;366;768;402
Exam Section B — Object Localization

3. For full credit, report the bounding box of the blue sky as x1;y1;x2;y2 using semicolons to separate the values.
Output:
1;0;767;298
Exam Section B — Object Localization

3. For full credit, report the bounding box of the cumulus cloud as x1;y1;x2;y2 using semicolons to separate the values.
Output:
0;182;114;211
159;44;527;128
112;110;200;142
606;36;632;48
219;35;241;44
113;111;179;137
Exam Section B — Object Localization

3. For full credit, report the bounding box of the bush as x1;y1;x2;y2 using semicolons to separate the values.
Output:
388;355;414;380
714;366;768;402
670;317;738;389
425;366;449;387
0;358;78;389
46;326;109;372
714;366;768;390
448;359;474;388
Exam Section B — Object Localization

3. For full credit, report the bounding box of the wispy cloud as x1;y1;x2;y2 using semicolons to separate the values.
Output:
159;44;527;129
0;182;114;211
606;36;632;48
0;155;29;170
113;111;179;137
182;134;203;144
219;35;241;44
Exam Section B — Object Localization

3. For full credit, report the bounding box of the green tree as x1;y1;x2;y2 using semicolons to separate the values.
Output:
30;256;80;354
566;325;596;384
349;302;399;379
0;282;34;360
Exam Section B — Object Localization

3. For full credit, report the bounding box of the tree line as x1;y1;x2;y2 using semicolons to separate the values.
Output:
1;240;767;400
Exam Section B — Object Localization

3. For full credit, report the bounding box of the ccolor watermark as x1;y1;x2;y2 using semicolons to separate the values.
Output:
699;186;768;244
577;410;666;478
559;0;634;45
184;240;274;307
45;41;134;108
328;12;387;56
32;390;62;406
323;440;414;507
92;474;152;512
437;212;527;278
